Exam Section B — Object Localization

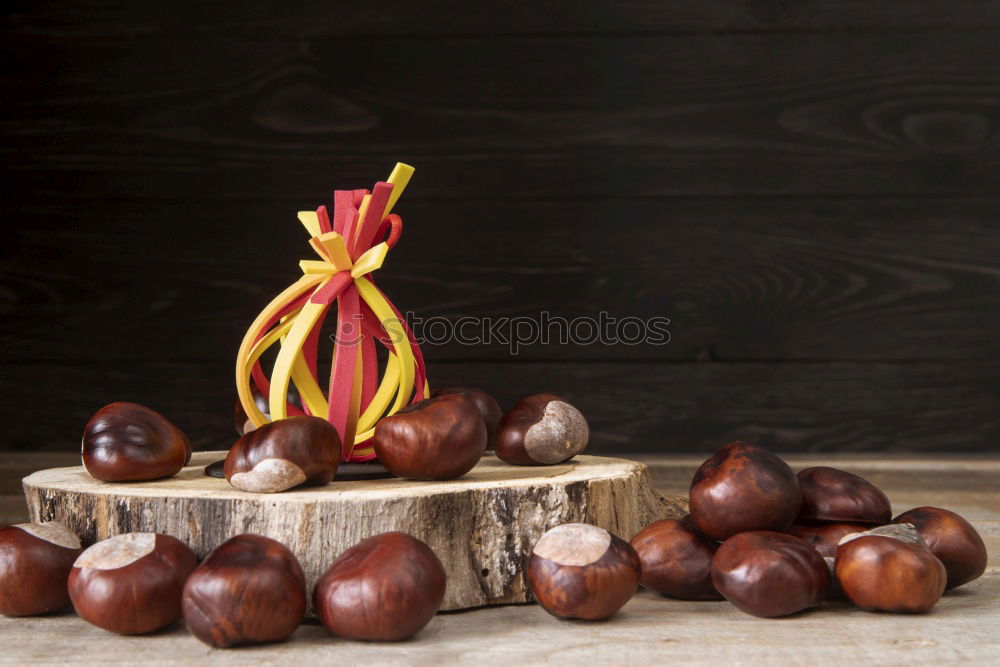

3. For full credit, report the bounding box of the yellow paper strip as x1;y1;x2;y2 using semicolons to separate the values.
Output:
351;242;388;279
269;298;329;421
355;276;415;415
352;194;372;250
236;274;324;426
291;350;329;418
357;352;400;432
244;314;298;376
384;163;414;215
299;260;337;275
316;232;352;270
297;211;321;237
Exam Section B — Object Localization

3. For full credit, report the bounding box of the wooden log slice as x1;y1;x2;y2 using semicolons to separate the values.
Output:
22;452;686;611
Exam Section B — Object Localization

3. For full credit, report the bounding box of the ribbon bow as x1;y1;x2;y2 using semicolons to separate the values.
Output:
236;163;428;462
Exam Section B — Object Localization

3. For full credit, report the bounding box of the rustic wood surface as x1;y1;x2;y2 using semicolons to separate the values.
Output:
6;1;1000;36
3;2;999;459
22;452;683;612
1;453;997;664
3;360;995;455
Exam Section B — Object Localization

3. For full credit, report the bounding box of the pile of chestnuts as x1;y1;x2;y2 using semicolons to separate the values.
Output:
80;387;589;493
527;442;987;623
0;522;447;647
623;441;988;618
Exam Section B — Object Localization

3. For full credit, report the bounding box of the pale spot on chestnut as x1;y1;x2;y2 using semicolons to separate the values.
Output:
532;523;611;566
524;401;589;465
74;533;156;570
839;523;922;547
224;415;340;493
0;522;83;616
229;458;308;494
496;394;589;466
69;533;198;634
528;523;640;620
834;523;947;613
15;521;81;550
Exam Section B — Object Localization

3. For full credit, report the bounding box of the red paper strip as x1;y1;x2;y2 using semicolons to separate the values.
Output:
332;191;354;236
350;182;394;259
327;284;363;459
316;205;332;234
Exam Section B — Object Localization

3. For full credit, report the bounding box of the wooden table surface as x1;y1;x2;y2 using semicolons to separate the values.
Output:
1;453;997;665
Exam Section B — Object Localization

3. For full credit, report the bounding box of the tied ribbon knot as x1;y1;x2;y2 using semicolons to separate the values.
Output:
235;164;428;462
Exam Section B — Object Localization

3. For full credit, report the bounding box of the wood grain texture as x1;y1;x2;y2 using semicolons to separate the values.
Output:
3;4;998;458
23;451;684;611
2;454;998;664
1;359;995;453
5;198;998;363
4;0;1000;37
5;33;1000;200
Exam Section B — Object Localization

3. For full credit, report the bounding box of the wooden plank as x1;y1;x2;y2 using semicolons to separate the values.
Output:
5;33;1000;200
4;1;1000;37
0;454;997;663
1;359;995;454
5;197;998;363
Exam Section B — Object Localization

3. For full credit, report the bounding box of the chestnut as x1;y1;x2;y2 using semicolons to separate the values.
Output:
314;532;446;641
495;394;589;466
69;532;198;634
893;507;987;590
182;534;306;648
431;387;502;449
689;442;802;540
835;524;947;613
788;522;870;558
373;394;486;480
711;531;830;617
629;519;721;600
233;384;303;435
528;523;640;621
224;415;340;493
797;466;891;524
82;402;192;482
0;522;82;616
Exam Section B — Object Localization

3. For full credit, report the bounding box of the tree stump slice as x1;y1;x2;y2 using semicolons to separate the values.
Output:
22;452;686;611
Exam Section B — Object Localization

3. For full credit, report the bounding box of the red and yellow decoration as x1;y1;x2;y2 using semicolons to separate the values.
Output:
236;163;428;462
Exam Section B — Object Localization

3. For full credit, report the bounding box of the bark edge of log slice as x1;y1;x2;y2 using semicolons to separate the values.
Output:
23;452;687;611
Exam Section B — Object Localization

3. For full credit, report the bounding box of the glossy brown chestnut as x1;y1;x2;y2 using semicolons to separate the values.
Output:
314;532;446;641
69;532;198;634
431;387;502;450
182;534;306;648
797;466;891;524
711;531;830;617
689;442;802;540
528;523;641;620
0;522;82;616
835;524;947;613
82;402;192;482
893;507;987;590
495;393;589;466
233;384;303;435
224;415;340;493
788;522;870;558
629;519;721;600
373;394;486;480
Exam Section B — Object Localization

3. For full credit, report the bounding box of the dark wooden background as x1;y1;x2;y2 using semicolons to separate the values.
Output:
3;2;999;454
